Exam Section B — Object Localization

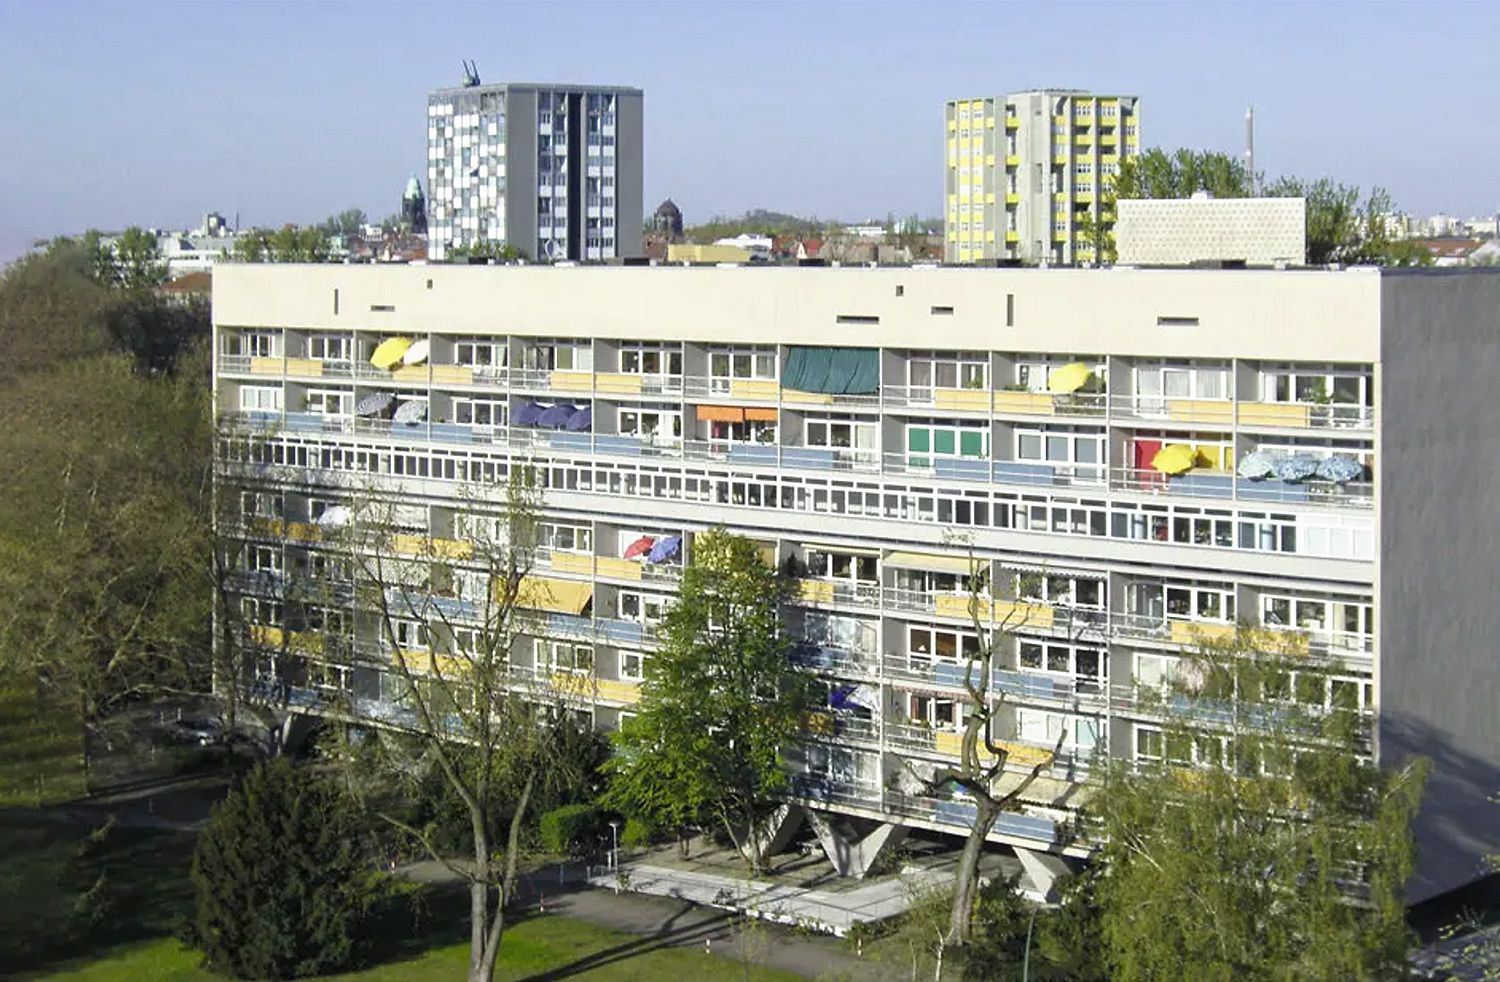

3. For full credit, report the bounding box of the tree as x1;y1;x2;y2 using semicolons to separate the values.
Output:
1113;148;1253;202
605;528;818;875
902;556;1069;947
1263;178;1431;267
189;757;374;979
1092;628;1427;980
329;466;586;982
109;226;167;292
446;242;529;262
266;226;330;263
321;208;368;239
233;230;270;263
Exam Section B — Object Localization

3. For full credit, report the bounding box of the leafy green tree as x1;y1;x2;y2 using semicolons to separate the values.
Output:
1113;148;1254;202
959;875;1032;981
321;208;368;239
266;226;330;263
447;242;529;262
1092;629;1427;980
233;230;270;263
189;758;374;979
1263;178;1431;267
606;528;818;874
110;226;167;291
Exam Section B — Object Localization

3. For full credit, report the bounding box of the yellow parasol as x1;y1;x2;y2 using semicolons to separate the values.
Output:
1046;362;1093;394
370;336;413;371
1152;444;1197;475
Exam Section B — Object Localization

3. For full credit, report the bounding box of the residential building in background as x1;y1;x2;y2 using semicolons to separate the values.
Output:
945;90;1141;265
426;80;643;262
214;262;1500;903
1115;195;1306;266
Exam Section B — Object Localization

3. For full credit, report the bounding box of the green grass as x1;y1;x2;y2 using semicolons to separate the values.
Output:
0;677;86;806
30;914;804;981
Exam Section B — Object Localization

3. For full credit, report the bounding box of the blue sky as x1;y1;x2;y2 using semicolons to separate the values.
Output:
1;1;1496;263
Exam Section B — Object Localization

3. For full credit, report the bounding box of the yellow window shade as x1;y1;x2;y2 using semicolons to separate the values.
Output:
884;550;975;575
516;576;593;615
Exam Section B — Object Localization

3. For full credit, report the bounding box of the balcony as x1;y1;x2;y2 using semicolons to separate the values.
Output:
1237;401;1375;431
779;387;880;410
882;384;992;414
883;790;1062;843
594;372;685;398
1109;466;1374;510
883;654;983;691
993;389;1106;419
781;446;880;474
805;712;880;747
682;376;779;403
793;578;880;607
882;453;1104;489
1110;394;1234;427
1112;612;1237;647
790;645;879;679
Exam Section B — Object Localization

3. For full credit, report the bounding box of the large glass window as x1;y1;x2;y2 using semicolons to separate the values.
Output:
455;340;507;368
537;639;594;674
453;398;507;427
618;407;682;444
307;335;351;362
619;343;683;376
708;346;776;389
803;548;877;585
238;386;282;412
907;351;988;392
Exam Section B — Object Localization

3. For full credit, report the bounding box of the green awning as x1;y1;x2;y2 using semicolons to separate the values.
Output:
782;347;879;395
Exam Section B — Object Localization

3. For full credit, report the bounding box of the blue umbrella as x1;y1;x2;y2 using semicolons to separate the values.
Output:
565;407;593;432
1315;455;1363;483
647;535;682;564
1236;450;1279;480
511;401;541;426
536;404;576;428
355;391;394;417
1275;454;1320;483
828;685;857;710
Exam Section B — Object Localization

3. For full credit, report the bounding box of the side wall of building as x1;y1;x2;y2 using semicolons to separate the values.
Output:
615;91;645;258
1379;270;1500;901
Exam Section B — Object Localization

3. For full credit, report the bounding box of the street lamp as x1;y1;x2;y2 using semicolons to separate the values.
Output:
609;820;621;872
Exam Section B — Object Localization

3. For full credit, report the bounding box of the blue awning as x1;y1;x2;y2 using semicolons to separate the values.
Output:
537;404;577;428
781;347;879;395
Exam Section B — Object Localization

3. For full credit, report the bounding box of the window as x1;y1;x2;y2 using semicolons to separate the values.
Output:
522;341;593;372
1133;361;1228;408
806;416;878;456
537;639;594;674
225;331;279;358
907;350;988;392
620;650;647;681
238;386;282;412
802;612;877;654
1259;364;1373;409
307;335;351;362
304;389;351;416
453;398;507;428
540;522;592;554
1017;708;1101;754
618;590;670;626
1161;582;1236;623
803;548;877;585
1014;425;1102;475
239;491;282;519
1015;572;1102;609
387;619;429;650
708;346;777;389
905;625;980;663
1134;653;1178;690
907;693;959;729
617;407;682;444
1014;357;1105;393
455;340;507;368
907;423;989;462
240;597;282;625
1019;640;1105;692
619;343;683;376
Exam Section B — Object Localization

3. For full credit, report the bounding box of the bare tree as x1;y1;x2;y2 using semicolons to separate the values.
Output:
329;464;580;982
906;545;1072;947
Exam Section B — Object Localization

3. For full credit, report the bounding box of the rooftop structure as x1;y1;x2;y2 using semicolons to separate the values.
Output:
1115;195;1306;266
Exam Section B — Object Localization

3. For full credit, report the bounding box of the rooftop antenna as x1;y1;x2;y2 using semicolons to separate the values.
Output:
462;60;481;87
1244;105;1256;195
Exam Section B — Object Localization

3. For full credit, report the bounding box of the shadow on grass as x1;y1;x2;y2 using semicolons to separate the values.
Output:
515;897;732;982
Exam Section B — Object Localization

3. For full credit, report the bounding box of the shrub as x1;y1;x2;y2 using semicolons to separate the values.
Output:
539;803;604;857
187;758;374;979
620;816;655;849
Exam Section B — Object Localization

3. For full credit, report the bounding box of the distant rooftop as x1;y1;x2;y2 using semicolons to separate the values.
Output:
429;80;643;98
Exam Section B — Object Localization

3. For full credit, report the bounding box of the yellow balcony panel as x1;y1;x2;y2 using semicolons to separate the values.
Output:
1169;621;1238;646
249;356;283;375
285;357;323;378
1005;154;1019;167
1166;399;1234;426
550;670;597;699
729;380;780;404
549;552;595;575
781;388;834;406
516;575;593;614
1100;133;1118;146
934;387;992;412
1005;192;1020;205
948;120;957;131
596;678;642;705
947;193;958;205
936;594;990;621
284;521;322;543
1238;402;1311;428
1053;154;1069;165
1053;115;1068;126
1053;231;1069;242
957;249;972;262
391;534;474;561
1076;192;1095;205
985;231;996;243
1074;134;1094;146
249;624;284;648
594;372;644;396
1005;231;1019;243
288;630;324;655
430;364;473;386
992;600;1055;630
986;116;996;128
985;192;996;205
550;371;594;393
994;739;1056;768
959;192;972;204
985;154;996;166
1005;115;1020;128
391;365;430;383
804;711;836;737
595;556;643;581
796;579;836;604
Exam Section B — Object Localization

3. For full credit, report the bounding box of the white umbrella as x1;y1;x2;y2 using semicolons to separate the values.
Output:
315;505;352;529
402;339;431;366
393;399;428;425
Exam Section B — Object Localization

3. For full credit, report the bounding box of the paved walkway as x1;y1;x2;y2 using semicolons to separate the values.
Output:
401;859;905;980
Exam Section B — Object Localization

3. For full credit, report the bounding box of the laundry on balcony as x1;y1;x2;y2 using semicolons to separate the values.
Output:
355;391;395;417
393;399;427;425
1151;444;1197;475
646;535;682;563
883;550;974;575
1046;361;1093;394
536;403;578;428
512;401;542;426
622;535;655;559
565;406;593;431
780;346;879;395
370;336;413;370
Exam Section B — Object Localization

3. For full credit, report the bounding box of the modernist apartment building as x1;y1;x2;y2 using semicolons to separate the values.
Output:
426;81;643;262
213;263;1500;902
945;90;1141;265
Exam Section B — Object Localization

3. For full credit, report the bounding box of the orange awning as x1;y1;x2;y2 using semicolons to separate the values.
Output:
696;405;745;423
744;407;779;422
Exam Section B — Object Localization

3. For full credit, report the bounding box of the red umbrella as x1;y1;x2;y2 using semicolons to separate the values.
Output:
622;535;655;559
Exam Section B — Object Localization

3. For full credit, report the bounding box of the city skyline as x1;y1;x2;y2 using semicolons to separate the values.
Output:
1;1;1497;265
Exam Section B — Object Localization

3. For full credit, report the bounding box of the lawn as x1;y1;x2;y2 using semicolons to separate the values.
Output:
0;676;86;806
29;913;805;981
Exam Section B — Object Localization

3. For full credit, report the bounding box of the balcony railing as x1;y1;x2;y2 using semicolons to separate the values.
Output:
882;654;985;690
790;645;880;678
993;389;1107;419
793;578;880;607
1109;394;1235;426
1238;400;1374;431
1109;467;1373;510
